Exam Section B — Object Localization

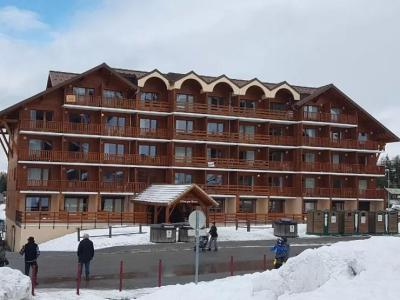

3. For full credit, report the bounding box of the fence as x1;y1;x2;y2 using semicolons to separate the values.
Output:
76;225;145;241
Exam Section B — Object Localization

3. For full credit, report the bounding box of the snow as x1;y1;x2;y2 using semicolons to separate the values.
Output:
33;236;400;299
134;184;194;204
39;224;313;251
0;267;32;300
0;203;5;220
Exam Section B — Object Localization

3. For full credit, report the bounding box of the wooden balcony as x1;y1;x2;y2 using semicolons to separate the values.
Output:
302;187;385;199
302;162;384;174
200;184;269;196
303;187;332;197
269;186;296;197
301;111;357;124
330;188;358;198
301;136;380;150
268;161;294;171
208;212;306;224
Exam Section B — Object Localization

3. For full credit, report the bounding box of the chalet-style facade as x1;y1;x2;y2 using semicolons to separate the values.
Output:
0;63;398;249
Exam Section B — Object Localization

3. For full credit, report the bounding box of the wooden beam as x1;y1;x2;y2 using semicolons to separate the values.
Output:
0;136;8;156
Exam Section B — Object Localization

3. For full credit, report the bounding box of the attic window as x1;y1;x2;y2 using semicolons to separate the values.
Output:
73;87;94;97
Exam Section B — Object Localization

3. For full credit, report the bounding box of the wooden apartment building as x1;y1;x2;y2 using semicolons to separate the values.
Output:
0;63;398;249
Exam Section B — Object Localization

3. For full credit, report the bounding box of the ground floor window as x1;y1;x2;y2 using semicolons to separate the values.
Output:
101;197;124;212
269;199;284;213
64;197;88;212
332;201;344;211
303;201;317;212
210;197;225;213
26;195;49;211
239;199;256;213
359;201;370;211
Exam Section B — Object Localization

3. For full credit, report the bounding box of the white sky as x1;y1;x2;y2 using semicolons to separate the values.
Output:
0;0;399;171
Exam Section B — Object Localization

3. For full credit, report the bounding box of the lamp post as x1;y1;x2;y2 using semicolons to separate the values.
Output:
385;168;392;209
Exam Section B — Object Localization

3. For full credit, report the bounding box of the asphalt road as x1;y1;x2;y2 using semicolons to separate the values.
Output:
6;236;367;290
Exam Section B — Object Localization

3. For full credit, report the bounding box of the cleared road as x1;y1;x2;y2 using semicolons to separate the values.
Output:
6;236;367;290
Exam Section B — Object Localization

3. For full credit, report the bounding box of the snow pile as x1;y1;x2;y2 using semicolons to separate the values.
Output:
0;203;5;220
39;224;312;251
0;267;32;300
137;236;400;300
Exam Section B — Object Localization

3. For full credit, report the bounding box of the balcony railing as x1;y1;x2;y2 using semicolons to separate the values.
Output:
301;136;381;150
302;162;384;174
302;187;385;199
301;111;357;124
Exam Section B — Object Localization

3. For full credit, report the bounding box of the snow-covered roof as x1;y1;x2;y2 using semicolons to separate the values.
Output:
133;184;218;206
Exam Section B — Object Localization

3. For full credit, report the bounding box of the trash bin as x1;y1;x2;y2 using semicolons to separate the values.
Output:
374;211;386;234
328;211;344;235
309;210;327;235
273;218;298;238
344;211;356;235
387;211;399;234
150;224;177;243
178;225;195;242
357;211;369;234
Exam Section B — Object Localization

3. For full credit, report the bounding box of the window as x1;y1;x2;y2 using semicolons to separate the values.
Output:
333;179;342;189
303;201;316;212
332;153;340;164
240;99;256;109
208;96;224;106
73;87;94;97
104;143;124;155
239;175;254;186
69;113;90;124
27;168;49;181
64;197;88;212
359;179;367;191
139;145;156;157
103;170;124;183
176;94;194;106
269;176;283;187
140;119;157;131
358;132;368;142
269;199;284;213
303;105;318;113
30;110;53;122
101;197;124;212
269;151;283;162
206;174;223;185
303;152;315;163
239;125;255;135
239;150;255;161
66;169;88;181
140;92;159;101
330;131;342;141
210;197;225;212
29;139;52;151
270;102;286;111
176;120;193;133
26;196;49;211
207;122;224;134
68;142;89;153
239;199;256;213
207;148;223;159
106;116;125;127
175;146;192;158
332;201;344;211
304;177;315;189
103;90;123;99
303;128;316;138
175;173;192;184
330;108;341;121
270;127;283;136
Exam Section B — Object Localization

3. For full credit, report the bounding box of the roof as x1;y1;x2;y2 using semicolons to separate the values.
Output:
386;188;400;194
133;184;218;207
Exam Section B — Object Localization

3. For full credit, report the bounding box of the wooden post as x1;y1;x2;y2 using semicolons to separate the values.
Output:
77;228;80;241
158;259;163;287
229;256;234;276
76;263;81;295
109;226;112;238
119;260;124;292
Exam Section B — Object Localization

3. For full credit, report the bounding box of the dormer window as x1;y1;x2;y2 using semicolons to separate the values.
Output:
73;87;94;97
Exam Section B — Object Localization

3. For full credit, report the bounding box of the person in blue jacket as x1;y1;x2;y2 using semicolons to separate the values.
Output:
271;237;290;269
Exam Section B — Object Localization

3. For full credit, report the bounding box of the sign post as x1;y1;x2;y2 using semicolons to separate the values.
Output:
189;209;206;285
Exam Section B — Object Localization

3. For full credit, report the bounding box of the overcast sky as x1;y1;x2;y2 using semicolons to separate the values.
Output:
0;0;399;171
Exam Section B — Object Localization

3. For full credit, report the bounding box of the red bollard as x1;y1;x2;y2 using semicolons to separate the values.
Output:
230;256;234;276
263;254;267;271
76;263;81;295
31;265;36;296
158;259;163;287
119;260;124;292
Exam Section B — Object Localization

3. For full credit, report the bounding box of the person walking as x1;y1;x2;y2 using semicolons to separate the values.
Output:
19;236;40;281
271;237;290;269
208;222;218;251
77;233;94;281
0;238;9;267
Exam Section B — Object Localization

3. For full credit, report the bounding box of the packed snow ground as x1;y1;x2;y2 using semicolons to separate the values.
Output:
33;236;400;300
39;224;313;251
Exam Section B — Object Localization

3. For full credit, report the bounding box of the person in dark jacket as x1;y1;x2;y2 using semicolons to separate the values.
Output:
20;236;40;280
208;222;218;251
77;233;94;280
0;238;9;267
271;237;290;269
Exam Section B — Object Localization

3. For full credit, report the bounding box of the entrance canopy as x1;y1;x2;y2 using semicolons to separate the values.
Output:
133;184;218;223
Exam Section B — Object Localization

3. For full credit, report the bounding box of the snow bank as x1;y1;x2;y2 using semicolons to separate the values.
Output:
0;267;32;300
137;236;400;300
0;203;5;220
39;224;313;251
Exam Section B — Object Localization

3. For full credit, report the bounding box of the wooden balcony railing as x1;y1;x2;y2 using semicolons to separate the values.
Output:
301;136;381;150
208;212;306;224
302;111;357;124
302;187;385;199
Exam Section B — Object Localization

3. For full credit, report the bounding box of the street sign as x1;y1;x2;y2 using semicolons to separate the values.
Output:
189;210;206;229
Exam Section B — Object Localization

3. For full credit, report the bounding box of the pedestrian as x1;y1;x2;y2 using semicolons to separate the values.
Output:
0;238;9;267
77;233;94;281
271;237;290;269
208;222;218;251
19;236;40;282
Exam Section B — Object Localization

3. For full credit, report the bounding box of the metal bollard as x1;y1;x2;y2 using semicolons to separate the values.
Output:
76;263;81;295
139;224;142;234
247;220;250;232
235;219;238;230
263;254;267;271
77;227;80;241
31;265;37;296
230;256;234;276
158;259;163;287
119;260;124;292
109;226;112;238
